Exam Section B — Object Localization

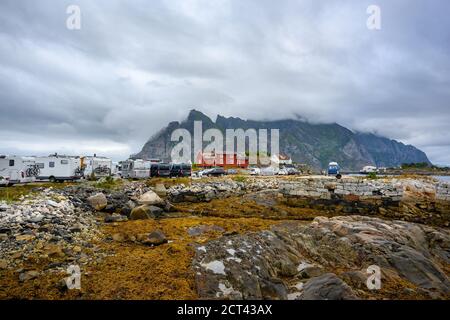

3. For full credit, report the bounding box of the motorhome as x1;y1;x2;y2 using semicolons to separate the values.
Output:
0;155;39;186
121;159;151;179
111;162;120;176
360;166;378;174
35;155;83;182
170;163;192;177
81;156;112;178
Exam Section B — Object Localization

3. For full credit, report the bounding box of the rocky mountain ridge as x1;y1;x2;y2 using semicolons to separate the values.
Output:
134;110;431;171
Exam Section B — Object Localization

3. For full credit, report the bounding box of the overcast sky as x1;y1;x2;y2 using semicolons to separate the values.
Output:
0;0;449;164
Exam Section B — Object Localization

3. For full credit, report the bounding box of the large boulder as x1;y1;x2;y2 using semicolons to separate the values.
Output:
104;213;128;223
130;205;151;220
300;273;358;300
141;230;167;246
19;270;39;282
130;205;163;220
296;216;450;295
193;216;450;300
154;184;167;197
137;191;164;206
87;193;108;211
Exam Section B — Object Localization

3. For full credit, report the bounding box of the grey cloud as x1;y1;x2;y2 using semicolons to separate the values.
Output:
0;0;449;164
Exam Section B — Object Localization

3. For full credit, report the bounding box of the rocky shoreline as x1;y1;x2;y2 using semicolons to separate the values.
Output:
193;216;449;299
0;175;449;299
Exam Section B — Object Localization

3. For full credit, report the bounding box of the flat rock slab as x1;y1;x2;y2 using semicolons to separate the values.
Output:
301;273;358;300
193;215;450;300
188;225;225;237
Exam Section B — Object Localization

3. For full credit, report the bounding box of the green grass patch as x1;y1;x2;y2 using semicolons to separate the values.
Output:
0;182;76;203
232;175;248;183
94;176;123;190
145;177;192;188
366;172;379;180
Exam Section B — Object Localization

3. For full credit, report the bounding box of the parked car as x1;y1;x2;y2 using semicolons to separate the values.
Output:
194;169;207;177
150;163;159;177
170;163;192;177
278;168;289;175
227;169;238;175
204;167;226;177
327;162;341;178
287;168;300;175
156;163;171;177
249;167;261;175
260;166;279;176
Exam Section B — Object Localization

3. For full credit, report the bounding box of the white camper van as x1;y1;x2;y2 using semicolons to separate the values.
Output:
0;155;39;186
360;166;378;174
35;155;83;182
82;156;112;178
111;162;120;176
121;159;151;179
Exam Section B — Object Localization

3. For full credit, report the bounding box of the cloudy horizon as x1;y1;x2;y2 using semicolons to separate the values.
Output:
1;0;449;165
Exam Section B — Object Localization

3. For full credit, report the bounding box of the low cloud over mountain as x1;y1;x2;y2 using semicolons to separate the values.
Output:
0;1;449;164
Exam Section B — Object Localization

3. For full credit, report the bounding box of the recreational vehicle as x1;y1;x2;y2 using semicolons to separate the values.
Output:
170;163;192;177
327;162;341;178
360;166;378;174
121;159;151;179
35;155;83;182
0;155;39;186
81;156;112;178
111;162;120;176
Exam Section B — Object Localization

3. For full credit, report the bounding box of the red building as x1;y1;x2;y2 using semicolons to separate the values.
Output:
196;151;248;168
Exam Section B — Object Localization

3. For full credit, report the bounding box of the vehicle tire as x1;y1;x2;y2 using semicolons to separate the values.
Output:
336;174;342;179
49;176;56;183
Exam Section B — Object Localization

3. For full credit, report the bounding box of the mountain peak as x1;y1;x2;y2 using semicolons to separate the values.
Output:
134;111;431;170
186;109;212;122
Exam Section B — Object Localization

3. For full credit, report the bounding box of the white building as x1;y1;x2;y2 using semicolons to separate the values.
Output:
271;154;293;165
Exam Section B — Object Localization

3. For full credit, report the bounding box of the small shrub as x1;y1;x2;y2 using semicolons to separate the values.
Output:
367;172;378;179
96;176;122;189
232;175;247;183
